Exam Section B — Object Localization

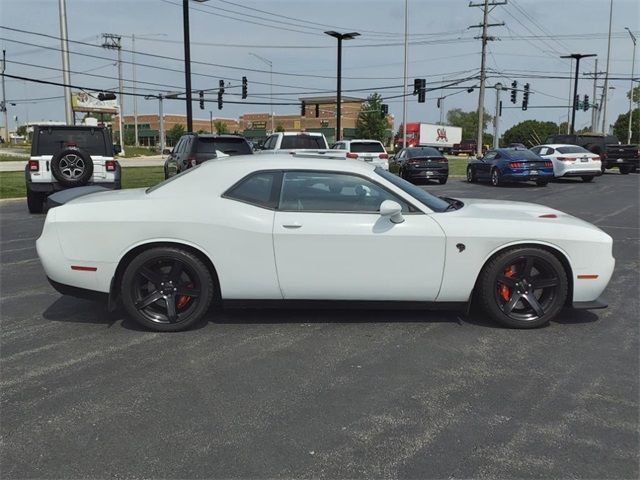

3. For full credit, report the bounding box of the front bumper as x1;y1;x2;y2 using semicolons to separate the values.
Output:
573;297;608;309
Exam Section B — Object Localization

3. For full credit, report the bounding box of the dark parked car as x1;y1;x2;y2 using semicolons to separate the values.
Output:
544;134;638;174
164;133;252;178
395;146;449;184
467;148;554;187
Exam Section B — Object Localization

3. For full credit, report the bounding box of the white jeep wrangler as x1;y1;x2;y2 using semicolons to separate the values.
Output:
26;125;121;213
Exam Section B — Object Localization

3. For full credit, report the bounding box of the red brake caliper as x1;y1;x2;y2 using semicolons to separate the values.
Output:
176;283;193;310
498;266;515;301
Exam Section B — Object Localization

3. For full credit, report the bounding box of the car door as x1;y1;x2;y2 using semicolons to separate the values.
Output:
477;150;496;178
165;139;183;177
272;171;446;301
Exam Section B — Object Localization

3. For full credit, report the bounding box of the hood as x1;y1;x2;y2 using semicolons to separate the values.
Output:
453;198;604;232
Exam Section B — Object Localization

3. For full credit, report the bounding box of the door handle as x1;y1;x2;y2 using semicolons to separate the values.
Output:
282;223;302;229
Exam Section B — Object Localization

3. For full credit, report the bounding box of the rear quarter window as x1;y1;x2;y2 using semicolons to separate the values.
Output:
223;171;281;209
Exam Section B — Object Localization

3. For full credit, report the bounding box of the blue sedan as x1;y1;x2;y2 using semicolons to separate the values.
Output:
467;148;554;187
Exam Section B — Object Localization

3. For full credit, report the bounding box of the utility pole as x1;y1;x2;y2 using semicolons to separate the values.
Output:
209;110;213;133
587;59;601;131
469;0;506;156
1;50;8;141
438;97;445;125
159;94;165;153
58;0;73;125
601;0;614;135
493;83;503;148
561;53;596;135
102;34;125;155
566;58;573;134
625;27;637;144
402;0;408;148
249;53;274;133
132;34;139;147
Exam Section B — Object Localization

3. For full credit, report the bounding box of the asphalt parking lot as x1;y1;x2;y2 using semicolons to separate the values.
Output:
1;173;638;479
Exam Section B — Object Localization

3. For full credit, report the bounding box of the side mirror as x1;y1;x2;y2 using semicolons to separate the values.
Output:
380;200;404;224
113;144;122;155
162;148;171;155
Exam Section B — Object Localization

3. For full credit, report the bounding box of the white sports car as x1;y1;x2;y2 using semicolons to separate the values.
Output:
36;155;614;332
531;144;602;181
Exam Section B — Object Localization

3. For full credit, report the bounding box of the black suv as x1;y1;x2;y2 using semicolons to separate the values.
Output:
163;133;252;178
545;134;639;174
26;125;121;213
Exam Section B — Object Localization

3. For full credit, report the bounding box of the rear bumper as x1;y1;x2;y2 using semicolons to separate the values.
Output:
404;168;449;180
501;171;554;182
558;170;602;177
47;277;109;303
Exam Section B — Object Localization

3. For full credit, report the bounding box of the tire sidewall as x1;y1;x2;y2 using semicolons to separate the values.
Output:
120;247;214;332
51;148;94;187
491;168;500;186
478;247;568;328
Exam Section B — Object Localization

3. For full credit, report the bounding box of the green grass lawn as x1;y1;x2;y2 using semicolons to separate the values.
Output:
0;154;28;162
0;166;165;199
119;146;159;158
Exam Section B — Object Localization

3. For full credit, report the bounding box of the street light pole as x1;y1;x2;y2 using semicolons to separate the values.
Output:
561;53;596;135
249;52;274;133
601;0;614;135
58;0;73;125
209;110;213;133
493;83;502;149
625;27;637;144
183;0;193;133
325;31;360;142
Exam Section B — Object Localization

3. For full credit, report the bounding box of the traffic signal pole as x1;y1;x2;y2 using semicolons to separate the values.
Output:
561;53;596;135
493;83;502;149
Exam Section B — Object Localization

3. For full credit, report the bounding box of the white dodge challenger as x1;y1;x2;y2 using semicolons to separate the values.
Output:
36;155;614;332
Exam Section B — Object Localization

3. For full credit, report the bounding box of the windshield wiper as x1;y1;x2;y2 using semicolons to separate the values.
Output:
440;196;463;212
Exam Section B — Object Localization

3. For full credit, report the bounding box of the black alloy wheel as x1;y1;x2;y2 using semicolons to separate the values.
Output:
121;247;214;332
619;165;631;175
478;247;568;328
491;168;501;186
467;167;476;183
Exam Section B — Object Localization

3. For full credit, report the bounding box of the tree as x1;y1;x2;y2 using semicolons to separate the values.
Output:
446;108;493;141
16;125;27;137
276;123;285;132
123;129;136;146
214;121;228;134
627;85;640;104
167;124;185;144
355;93;390;141
613;108;640;144
501;120;558;147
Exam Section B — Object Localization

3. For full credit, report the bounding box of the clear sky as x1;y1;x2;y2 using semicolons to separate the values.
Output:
1;0;638;135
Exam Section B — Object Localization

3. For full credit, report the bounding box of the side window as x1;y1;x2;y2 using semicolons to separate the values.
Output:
279;171;411;213
483;151;497;161
224;171;281;209
494;152;501;160
263;135;276;150
173;138;184;153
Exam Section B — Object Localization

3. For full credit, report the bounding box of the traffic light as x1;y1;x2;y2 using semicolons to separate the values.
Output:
436;97;441;109
381;104;389;114
301;101;306;116
242;76;247;99
98;92;116;101
583;94;589;111
416;78;426;103
521;83;530;111
510;81;517;104
199;90;204;110
218;80;225;110
413;78;421;95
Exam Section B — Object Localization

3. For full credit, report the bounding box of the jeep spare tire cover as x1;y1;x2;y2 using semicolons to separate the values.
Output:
50;148;94;187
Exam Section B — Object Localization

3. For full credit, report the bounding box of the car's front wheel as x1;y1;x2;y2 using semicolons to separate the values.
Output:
466;167;476;183
581;176;594;182
536;180;549;187
438;177;448;185
478;247;568;328
619;165;632;175
26;189;45;214
121;247;214;332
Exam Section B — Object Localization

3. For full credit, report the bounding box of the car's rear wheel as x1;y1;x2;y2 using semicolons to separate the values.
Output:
581;176;594;182
26;189;44;214
466;167;477;183
490;168;501;186
536;180;549;187
121;247;214;332
478;247;568;328
619;165;632;175
438;177;448;185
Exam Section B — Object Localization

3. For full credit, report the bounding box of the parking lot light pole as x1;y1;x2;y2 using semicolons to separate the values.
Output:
561;53;596;135
324;31;360;142
183;0;209;133
625;27;637;144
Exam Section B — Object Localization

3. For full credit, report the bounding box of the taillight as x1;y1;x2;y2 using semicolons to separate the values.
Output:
509;162;524;168
544;161;553;167
28;160;39;171
556;156;575;162
439;157;448;163
105;160;116;172
379;153;388;159
592;156;601;161
346;153;359;159
601;152;608;159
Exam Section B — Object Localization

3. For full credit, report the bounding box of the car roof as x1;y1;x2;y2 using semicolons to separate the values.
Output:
192;134;245;139
534;144;586;148
279;131;323;136
202;153;375;173
343;139;384;143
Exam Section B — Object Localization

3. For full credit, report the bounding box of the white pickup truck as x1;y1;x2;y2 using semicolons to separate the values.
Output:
255;132;329;153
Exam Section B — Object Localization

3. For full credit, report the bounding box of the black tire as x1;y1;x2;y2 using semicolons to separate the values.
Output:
478;247;568;328
581;176;594;182
50;148;93;187
619;165;632;175
120;247;214;332
536;180;549;187
601;163;607;173
438;177;448;185
26;189;44;214
490;168;501;187
466;167;477;183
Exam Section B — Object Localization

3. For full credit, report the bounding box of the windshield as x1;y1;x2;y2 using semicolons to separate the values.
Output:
408;147;442;158
508;149;542;161
34;127;110;156
197;137;252;155
146;164;202;193
557;146;590;154
351;142;385;153
281;135;326;149
375;167;450;212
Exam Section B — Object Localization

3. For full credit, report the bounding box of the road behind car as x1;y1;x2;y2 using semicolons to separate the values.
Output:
0;174;638;478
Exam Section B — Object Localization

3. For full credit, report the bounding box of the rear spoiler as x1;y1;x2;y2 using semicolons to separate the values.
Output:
46;185;109;208
289;149;348;159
